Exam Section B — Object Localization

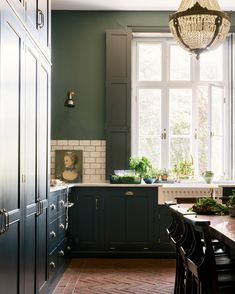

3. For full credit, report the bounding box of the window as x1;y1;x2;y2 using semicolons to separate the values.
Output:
132;36;230;180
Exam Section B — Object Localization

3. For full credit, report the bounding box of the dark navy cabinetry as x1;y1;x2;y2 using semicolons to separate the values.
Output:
0;1;50;293
104;188;156;251
48;189;71;285
69;187;174;257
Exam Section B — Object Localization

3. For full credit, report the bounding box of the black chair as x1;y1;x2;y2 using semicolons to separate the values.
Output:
166;204;195;294
183;215;235;294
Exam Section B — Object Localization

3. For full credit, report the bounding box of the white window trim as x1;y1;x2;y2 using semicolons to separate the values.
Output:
132;35;231;180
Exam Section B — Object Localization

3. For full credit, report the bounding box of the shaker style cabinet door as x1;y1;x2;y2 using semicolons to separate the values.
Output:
36;55;50;293
0;4;25;293
69;188;105;252
26;0;50;50
104;188;156;251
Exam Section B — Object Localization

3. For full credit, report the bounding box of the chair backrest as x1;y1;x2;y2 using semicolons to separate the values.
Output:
183;215;218;293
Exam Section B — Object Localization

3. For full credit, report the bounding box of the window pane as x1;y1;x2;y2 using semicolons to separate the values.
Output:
139;89;161;136
170;45;191;80
169;89;192;135
138;43;162;81
200;46;223;81
211;136;223;178
170;138;190;167
139;137;161;168
211;86;224;178
211;86;224;136
197;86;209;174
138;89;161;168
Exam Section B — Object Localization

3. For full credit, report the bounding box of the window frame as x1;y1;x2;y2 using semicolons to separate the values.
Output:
132;35;231;180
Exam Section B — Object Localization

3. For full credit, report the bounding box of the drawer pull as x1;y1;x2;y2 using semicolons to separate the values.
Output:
50;204;56;210
49;261;56;269
50;231;56;238
125;191;134;196
59;250;65;256
109;247;116;250
59;223;65;230
59;200;65;207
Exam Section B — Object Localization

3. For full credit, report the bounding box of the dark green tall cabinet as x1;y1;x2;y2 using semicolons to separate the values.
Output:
0;0;50;293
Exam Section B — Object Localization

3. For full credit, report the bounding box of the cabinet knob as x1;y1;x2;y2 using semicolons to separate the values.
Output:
59;200;65;207
50;231;56;238
125;191;134;196
50;203;56;210
66;246;71;251
59;223;65;230
49;261;56;269
59;250;65;256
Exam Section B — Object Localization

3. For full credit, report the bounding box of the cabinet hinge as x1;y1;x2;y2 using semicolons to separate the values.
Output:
224;97;226;103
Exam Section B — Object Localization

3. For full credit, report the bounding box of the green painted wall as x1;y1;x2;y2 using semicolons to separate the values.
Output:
51;11;235;140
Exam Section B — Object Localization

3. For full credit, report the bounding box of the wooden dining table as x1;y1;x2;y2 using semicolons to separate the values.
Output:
168;203;235;251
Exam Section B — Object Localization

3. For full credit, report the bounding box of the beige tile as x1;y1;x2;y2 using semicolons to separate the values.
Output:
57;140;68;146
85;146;96;152
68;140;79;145
90;152;101;158
79;140;91;146
90;140;101;146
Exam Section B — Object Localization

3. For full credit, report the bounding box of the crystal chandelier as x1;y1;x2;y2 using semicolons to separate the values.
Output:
169;0;231;59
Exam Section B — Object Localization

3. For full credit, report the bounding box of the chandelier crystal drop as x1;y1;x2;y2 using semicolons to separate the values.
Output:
169;0;231;59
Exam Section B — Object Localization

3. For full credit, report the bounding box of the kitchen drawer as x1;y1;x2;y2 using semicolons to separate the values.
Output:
57;190;67;216
48;247;58;279
48;194;58;222
57;214;66;243
48;219;58;253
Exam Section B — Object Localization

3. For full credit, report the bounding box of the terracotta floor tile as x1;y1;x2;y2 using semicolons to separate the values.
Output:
53;258;176;294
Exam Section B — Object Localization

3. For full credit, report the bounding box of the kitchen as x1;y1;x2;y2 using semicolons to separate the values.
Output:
1;0;235;293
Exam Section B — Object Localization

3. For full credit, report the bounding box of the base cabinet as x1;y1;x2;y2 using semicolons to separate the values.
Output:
48;189;71;285
104;188;156;251
69;187;174;256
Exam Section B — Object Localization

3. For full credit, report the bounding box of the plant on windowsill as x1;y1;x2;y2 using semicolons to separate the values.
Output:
160;168;170;181
202;170;214;184
172;159;194;181
142;167;159;184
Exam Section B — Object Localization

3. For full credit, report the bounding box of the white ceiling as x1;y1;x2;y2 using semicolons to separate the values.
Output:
51;0;235;11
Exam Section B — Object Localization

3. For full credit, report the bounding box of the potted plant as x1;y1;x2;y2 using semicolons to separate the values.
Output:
160;168;170;181
129;156;153;179
172;159;193;180
202;170;214;184
226;190;235;217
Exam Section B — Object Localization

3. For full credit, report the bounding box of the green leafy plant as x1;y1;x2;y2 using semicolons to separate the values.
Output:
226;190;235;209
189;198;228;215
202;170;214;184
172;160;193;179
129;156;153;178
160;168;170;181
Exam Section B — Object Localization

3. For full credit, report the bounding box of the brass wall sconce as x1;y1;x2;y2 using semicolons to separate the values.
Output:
64;91;76;108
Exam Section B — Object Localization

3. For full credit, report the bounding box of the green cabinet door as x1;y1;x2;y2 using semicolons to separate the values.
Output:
69;188;104;253
104;188;156;251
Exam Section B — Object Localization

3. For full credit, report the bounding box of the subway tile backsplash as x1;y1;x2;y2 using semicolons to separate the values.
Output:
50;140;106;183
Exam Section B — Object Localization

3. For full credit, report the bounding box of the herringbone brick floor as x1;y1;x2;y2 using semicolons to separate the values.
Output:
53;258;176;294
